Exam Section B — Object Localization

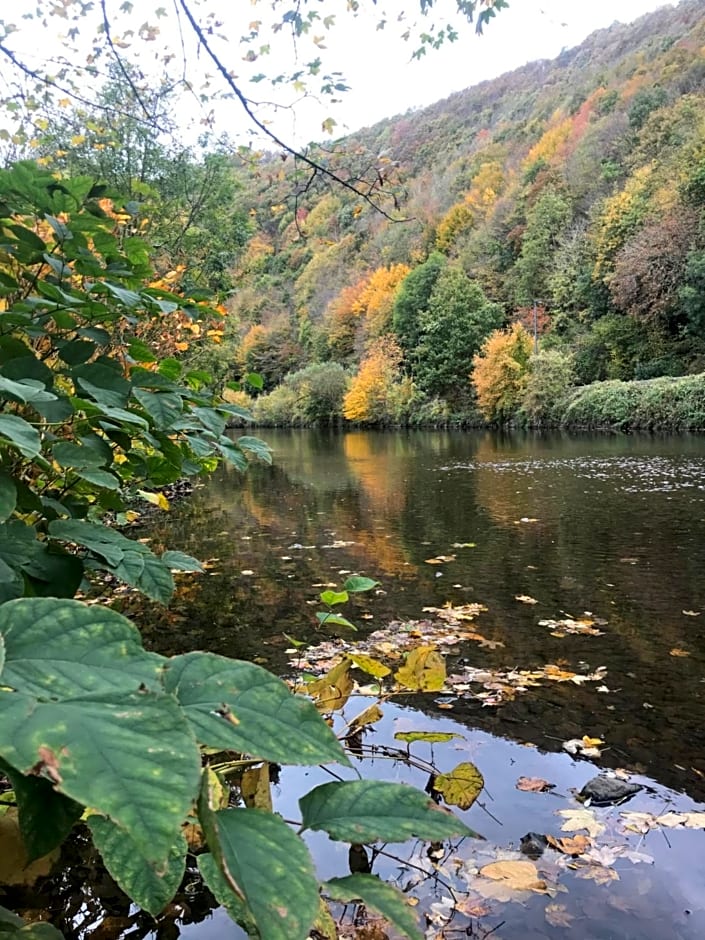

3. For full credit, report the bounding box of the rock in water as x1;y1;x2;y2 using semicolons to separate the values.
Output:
520;832;548;859
579;775;642;806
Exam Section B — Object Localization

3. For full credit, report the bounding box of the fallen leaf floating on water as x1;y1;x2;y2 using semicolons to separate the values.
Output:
539;616;605;637
546;834;591;856
620;810;705;833
477;860;547;894
669;648;691;657
452;542;477;549
545;904;574;928
348;703;384;732
558;809;606;839
516;776;555;793
562;735;604;758
515;594;538;605
573;862;620;885
514;517;539;524
395;645;446;692
424;554;456;564
682;609;701;616
423;602;488;622
394;730;464;745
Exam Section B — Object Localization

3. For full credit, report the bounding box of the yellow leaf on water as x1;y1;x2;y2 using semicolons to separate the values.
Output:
669;648;691;657
306;659;354;712
581;735;604;748
478;859;546;893
395;645;446;692
433;761;484;809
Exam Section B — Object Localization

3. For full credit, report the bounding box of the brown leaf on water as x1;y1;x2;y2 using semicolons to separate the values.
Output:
516;776;554;793
669;648;691;657
306;658;354;712
573;862;619;885
455;898;492;918
547;833;591;856
515;594;538;605
545;903;574;927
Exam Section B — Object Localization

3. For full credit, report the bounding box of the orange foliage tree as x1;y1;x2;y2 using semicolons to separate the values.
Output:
472;322;533;422
323;279;368;362
343;340;404;423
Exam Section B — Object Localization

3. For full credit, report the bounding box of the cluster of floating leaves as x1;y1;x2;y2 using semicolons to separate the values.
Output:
538;614;607;638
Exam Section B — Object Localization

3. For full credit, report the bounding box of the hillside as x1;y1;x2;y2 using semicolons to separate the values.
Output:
223;0;705;427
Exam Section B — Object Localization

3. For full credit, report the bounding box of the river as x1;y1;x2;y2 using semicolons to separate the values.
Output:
21;430;705;938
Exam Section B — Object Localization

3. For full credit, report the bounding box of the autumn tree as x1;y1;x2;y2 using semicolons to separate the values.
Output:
343;340;405;423
472;322;533;422
355;263;411;340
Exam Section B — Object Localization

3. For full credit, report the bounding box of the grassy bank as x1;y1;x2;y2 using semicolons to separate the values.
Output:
559;373;705;431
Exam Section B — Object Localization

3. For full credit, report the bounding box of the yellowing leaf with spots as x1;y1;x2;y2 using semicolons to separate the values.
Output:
395;645;446;692
307;658;354;712
348;703;384;731
347;653;391;679
433;761;483;809
394;730;463;745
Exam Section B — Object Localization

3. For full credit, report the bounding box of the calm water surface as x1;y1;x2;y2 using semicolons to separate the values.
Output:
33;430;705;939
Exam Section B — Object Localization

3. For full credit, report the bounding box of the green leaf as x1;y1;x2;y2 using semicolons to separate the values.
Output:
0;377;55;404
158;358;182;380
343;576;381;593
52;442;106;469
0;757;82;863
300;780;474;843
207;809;319;940
161;550;204;573
198;853;257;936
164;652;349;766
245;372;264;390
74;363;131;408
235;435;272;464
0;598;165;698
132;389;183;429
48;519;127;567
0;688;201;866
0;474;16;522
319;590;348;606
316;612;356;630
88;815;187;916
0;914;64;938
57;339;95;365
326;875;423;940
75;468;120;490
0;415;41;458
133;553;174;604
394;731;464;745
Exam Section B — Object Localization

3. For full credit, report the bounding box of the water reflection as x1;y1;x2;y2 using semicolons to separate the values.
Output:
140;429;705;803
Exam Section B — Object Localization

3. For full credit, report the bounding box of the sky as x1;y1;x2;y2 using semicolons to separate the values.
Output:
4;0;677;147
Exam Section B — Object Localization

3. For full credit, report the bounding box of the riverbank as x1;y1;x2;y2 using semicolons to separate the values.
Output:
233;371;705;433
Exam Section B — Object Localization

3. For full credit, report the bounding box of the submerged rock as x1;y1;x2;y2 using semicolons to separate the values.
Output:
578;775;642;806
520;832;549;859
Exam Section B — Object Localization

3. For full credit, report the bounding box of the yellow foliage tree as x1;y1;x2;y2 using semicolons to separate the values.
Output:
354;264;411;339
343;340;403;423
472;322;533;423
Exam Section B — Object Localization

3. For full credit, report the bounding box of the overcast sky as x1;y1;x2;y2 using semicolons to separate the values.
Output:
6;0;677;145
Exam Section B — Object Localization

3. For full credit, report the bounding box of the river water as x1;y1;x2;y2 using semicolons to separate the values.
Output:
23;430;705;939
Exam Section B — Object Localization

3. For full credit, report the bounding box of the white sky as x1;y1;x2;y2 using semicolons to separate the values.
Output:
5;0;677;146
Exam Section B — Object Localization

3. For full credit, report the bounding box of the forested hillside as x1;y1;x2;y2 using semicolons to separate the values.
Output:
220;0;705;427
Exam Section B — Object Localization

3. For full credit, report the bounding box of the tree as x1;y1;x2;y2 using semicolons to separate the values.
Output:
416;265;503;400
343;340;404;423
472;322;532;422
392;252;446;368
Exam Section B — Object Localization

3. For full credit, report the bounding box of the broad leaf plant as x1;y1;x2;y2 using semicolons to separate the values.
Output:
0;162;475;939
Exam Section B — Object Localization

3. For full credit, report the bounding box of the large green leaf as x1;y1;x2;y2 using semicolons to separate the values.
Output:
161;550;204;573
0;598;164;698
197;853;257;936
0;415;41;458
235;435;272;464
52;442;106;470
0;377;55;404
326;875;423;940
132;553;174;604
132;389;183;430
0;757;82;863
0;474;16;522
206;809;319;940
88;814;187;916
0;688;201;865
48;519;127;567
300;780;475;843
0;910;64;938
164;652;349;766
343;576;380;594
